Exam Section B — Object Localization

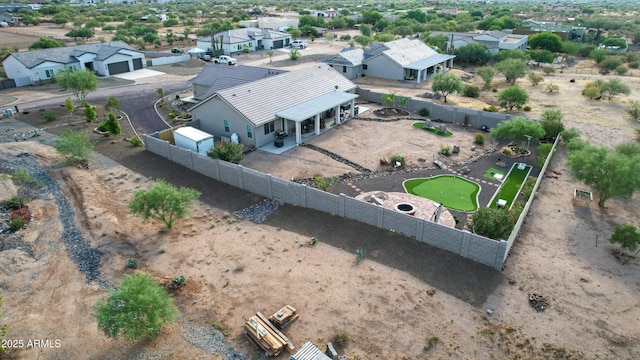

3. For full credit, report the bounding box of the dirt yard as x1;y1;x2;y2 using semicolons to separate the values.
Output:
1;38;640;359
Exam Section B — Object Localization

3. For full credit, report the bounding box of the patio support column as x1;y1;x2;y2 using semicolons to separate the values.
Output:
335;105;341;124
314;113;320;135
349;99;355;118
295;121;302;144
416;69;422;84
283;118;288;133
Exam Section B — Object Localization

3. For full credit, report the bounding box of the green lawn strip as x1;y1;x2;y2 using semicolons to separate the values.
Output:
490;164;532;208
412;122;453;137
483;167;505;181
403;175;479;212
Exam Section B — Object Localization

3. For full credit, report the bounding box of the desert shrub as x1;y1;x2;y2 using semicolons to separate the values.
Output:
615;66;628;75
483;104;498;112
5;195;26;209
536;143;553;168
102;112;121;135
84;102;97;123
40;112;57;121
542;66;555;75
10;219;26;231
390;154;406;166
130;137;143;147
509;200;526;224
474;132;486;145
626;100;640;120
340;34;351;41
599;56;623;71
206;141;244;164
312;175;338;191
629;60;640;69
126;259;138;269
289;48;300;60
527;72;544;85
560;127;581;144
501;147;513;156
523;105;532;111
492;87;498;92
439;145;451;156
418;108;430;117
462;85;480;98
332;332;349;347
521;176;537;199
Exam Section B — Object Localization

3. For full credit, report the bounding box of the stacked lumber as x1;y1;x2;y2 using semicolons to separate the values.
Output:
269;304;299;330
244;312;295;356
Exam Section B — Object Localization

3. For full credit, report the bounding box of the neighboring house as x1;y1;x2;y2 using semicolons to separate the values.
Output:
430;30;529;54
2;41;146;87
323;38;455;83
188;63;288;101
189;63;358;149
0;14;19;25
514;21;585;42
196;28;291;55
239;17;298;31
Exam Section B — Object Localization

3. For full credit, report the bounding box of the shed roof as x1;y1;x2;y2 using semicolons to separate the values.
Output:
174;126;213;142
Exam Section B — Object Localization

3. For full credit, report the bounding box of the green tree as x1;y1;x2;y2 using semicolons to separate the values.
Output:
66;28;94;41
129;180;200;229
431;72;463;103
359;24;372;37
54;129;94;167
266;50;274;63
526;49;555;64
353;35;373;48
627;100;640;120
567;142;640;206
52;13;69;28
28;37;63;50
469;207;514;240
102;112;121;135
207;141;244;164
542;66;555;75
454;42;490;65
490;117;545;148
528;32;563;52
94;273;179;341
541;108;564;138
600;78;630;99
84;102;97;123
589;49;609;63
56;68;97;103
65;97;75;118
582;81;602;99
476;66;497;89
609;224;640;257
498;86;529;111
536;143;553;168
495;58;527;85
104;96;121;113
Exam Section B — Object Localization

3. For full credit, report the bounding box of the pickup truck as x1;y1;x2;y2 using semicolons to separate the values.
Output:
290;40;308;49
213;55;237;65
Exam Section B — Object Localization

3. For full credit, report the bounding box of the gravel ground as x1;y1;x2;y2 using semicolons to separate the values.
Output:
179;319;248;360
234;198;283;224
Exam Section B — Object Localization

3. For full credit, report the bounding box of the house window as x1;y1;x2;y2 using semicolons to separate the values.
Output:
246;125;253;139
238;45;242;50
342;66;347;73
45;70;54;78
264;121;275;135
223;120;229;132
362;64;368;70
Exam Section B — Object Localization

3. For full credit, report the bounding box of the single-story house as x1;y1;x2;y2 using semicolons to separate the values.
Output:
189;63;358;149
239;17;298;31
430;30;529;54
188;63;288;101
196;28;292;55
2;41;146;87
323;38;455;83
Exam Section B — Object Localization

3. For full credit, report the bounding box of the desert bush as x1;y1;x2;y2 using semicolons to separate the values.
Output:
527;72;544;85
462;85;480;98
340;34;351;41
521;177;537;199
390;154;406;166
501;147;513;156
491;87;498;92
332;332;350;347
439;145;451;156
40;112;57;121
289;48;300;60
207;142;244;164
474;132;486;145
523;105;532;111
542;66;555;75
312;175;338;191
126;259;138;269
483;104;498;112
130;137;143;147
536;143;553;168
615;66;628;75
10;219;26;231
5;195;26;209
418;108;430;117
629;60;640;69
627;100;640;120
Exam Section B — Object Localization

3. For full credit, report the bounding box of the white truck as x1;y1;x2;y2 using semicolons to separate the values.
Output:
213;55;237;65
290;40;308;49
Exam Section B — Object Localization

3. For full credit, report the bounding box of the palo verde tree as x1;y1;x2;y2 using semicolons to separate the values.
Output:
540;108;565;139
94;273;179;341
129;180;200;229
495;58;527;85
490;116;545;149
497;86;529;111
476;66;497;90
56;68;97;103
567;142;640;206
431;72;463;103
609;224;640;257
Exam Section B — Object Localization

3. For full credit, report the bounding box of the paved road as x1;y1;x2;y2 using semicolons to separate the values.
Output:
10;78;190;135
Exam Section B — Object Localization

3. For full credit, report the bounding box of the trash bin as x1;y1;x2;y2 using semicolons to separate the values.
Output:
274;138;284;148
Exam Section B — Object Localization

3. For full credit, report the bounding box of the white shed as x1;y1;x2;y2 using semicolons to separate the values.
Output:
173;126;214;155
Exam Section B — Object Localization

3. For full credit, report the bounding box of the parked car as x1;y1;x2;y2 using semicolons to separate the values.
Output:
290;40;308;49
171;48;184;54
213;55;237;65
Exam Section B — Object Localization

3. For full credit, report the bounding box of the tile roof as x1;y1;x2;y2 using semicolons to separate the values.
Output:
189;64;288;99
194;63;357;127
8;41;138;69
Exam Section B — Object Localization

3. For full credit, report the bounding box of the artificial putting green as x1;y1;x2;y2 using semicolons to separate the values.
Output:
412;122;453;137
483;167;505;181
403;175;480;212
490;163;532;209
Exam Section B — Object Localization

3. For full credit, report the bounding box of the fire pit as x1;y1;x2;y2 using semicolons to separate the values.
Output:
395;203;416;216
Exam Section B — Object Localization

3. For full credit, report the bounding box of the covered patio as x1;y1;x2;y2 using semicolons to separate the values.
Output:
271;91;359;149
404;53;456;83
